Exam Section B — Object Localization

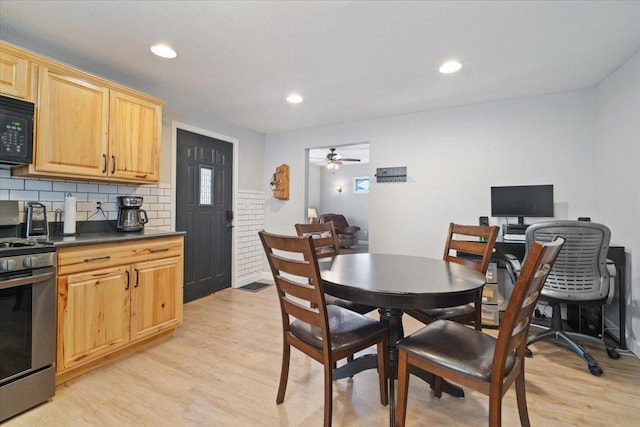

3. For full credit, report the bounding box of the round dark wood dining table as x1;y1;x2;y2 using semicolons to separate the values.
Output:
320;253;486;426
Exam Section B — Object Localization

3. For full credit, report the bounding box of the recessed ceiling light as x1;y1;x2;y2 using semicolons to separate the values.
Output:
439;60;462;74
150;44;177;59
286;94;303;104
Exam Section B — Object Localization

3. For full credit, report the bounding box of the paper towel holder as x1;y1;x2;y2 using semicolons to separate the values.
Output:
63;192;77;236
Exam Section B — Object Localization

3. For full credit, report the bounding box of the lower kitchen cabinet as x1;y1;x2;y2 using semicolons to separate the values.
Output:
56;236;183;384
59;265;131;371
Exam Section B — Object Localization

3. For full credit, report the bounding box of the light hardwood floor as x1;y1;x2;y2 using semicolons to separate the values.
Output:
6;287;640;426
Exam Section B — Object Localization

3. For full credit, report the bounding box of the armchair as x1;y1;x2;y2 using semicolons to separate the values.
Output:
317;213;360;248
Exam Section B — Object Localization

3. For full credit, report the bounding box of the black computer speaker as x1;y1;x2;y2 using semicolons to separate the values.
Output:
479;216;489;226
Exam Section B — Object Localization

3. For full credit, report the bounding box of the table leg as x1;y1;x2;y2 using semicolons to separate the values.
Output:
377;307;404;427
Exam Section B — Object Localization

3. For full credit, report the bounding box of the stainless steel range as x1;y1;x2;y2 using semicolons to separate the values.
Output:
0;215;56;420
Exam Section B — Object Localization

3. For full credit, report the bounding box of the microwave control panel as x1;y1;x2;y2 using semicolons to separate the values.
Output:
1;113;30;158
0;95;34;165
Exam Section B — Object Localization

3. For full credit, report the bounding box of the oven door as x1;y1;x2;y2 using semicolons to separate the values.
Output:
0;267;56;384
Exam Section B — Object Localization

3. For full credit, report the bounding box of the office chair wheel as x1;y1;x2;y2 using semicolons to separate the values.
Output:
607;347;621;359
525;347;533;358
589;365;603;376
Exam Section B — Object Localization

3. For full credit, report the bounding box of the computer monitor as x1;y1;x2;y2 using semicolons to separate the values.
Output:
491;184;554;225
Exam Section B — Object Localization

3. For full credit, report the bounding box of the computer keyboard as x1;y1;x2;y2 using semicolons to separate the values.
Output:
503;234;526;241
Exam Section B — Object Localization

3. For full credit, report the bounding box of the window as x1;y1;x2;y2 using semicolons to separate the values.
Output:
353;176;370;194
199;166;214;205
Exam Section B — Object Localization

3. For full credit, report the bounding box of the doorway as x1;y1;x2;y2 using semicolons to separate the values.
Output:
307;143;370;248
175;127;233;302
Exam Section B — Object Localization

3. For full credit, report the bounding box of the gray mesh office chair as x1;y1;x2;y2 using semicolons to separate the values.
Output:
523;220;620;376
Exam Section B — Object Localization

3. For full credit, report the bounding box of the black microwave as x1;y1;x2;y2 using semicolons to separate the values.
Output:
0;95;34;168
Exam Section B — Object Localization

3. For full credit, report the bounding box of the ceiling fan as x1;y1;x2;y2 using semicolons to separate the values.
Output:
325;148;360;169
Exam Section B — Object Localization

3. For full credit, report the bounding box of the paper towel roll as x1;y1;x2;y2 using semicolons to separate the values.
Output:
64;195;77;235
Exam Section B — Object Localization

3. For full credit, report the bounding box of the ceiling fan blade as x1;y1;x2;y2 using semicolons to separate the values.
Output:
339;158;361;162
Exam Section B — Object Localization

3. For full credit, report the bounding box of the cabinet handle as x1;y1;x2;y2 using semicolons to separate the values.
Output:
102;154;107;173
150;248;169;253
134;268;139;288
111;155;116;174
84;255;111;263
125;270;130;290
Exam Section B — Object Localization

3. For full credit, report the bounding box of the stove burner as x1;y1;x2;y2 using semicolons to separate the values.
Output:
0;239;55;259
0;241;36;248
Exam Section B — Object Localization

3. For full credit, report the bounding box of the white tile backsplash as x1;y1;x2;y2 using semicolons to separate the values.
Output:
1;175;172;231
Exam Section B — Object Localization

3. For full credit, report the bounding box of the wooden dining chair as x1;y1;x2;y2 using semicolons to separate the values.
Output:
395;236;565;427
259;231;388;427
405;223;499;331
295;222;376;315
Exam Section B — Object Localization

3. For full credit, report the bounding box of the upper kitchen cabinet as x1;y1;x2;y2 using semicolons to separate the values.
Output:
0;43;36;101
109;91;161;182
35;68;110;178
6;42;164;184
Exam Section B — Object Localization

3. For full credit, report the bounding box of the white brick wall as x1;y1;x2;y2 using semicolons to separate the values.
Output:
236;189;265;282
0;170;172;231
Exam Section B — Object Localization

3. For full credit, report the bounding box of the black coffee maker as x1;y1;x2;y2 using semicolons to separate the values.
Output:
116;196;148;232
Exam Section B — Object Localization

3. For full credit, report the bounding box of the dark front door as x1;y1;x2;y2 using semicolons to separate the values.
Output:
176;128;233;302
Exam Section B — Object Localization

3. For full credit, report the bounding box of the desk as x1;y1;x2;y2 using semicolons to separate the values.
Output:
320;253;486;425
494;241;627;350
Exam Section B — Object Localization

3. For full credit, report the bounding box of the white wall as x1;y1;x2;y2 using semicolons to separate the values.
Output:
318;163;370;240
265;90;598;257
595;51;640;355
308;164;321;210
265;84;639;354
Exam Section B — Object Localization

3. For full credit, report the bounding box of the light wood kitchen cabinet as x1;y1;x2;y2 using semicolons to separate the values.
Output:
59;265;131;371
56;236;184;384
6;41;163;183
0;43;35;101
108;90;161;182
35;67;110;178
130;257;182;342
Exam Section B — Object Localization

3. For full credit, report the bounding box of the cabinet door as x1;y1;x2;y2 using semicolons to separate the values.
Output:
0;50;31;100
109;90;161;182
36;68;109;177
130;257;183;342
58;266;130;370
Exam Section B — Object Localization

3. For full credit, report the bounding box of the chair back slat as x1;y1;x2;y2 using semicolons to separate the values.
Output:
259;231;330;342
443;223;500;274
525;221;611;301
295;222;340;258
281;297;321;326
276;275;317;303
493;237;565;379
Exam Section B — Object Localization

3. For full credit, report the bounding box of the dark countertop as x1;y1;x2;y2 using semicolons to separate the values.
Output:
46;229;186;248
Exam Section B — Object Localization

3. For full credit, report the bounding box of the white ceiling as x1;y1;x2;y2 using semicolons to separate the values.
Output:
1;1;639;135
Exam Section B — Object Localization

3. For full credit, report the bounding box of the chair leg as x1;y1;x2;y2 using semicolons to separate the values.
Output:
276;343;290;404
515;369;531;427
324;363;333;427
474;296;483;331
556;330;600;367
527;328;556;345
377;339;388;406
488;392;503;427
432;375;443;399
395;350;410;427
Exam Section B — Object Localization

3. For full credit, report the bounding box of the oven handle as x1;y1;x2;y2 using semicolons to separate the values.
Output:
0;271;55;290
